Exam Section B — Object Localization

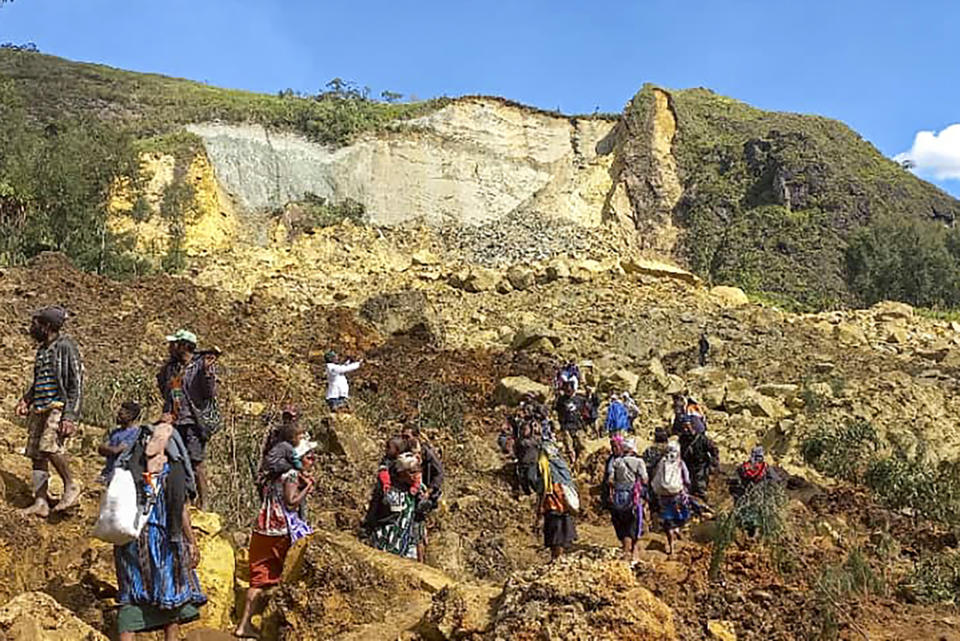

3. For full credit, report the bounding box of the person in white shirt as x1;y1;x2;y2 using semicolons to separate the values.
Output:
325;350;361;411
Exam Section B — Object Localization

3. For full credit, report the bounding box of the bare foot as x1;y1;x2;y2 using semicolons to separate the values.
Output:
52;483;81;513
19;499;50;518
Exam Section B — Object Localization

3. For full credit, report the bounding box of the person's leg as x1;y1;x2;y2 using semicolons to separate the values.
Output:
119;632;134;641
20;457;51;517
194;461;208;510
621;536;633;561
235;586;265;637
49;452;80;512
550;546;563;560
665;527;674;555
163;622;179;641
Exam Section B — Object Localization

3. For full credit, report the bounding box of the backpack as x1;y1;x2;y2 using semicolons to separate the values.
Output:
653;456;684;496
92;467;154;545
608;455;644;512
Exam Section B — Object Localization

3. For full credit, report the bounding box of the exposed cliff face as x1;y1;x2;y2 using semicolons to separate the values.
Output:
187;98;618;231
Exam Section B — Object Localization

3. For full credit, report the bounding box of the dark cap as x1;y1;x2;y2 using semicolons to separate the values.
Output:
281;404;299;419
120;401;142;420
33;306;67;330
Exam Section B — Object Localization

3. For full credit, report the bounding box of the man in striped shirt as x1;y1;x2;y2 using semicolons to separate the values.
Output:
16;306;84;517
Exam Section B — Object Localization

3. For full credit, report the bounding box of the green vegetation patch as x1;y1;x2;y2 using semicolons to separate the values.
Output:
622;84;960;309
0;50;447;146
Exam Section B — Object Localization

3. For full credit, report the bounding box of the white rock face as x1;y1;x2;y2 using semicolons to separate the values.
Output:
187;98;617;227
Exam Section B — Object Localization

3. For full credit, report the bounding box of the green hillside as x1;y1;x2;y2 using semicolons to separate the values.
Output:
0;49;441;145
622;85;960;310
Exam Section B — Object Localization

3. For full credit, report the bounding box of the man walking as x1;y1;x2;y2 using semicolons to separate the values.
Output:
16;306;83;517
157;329;218;509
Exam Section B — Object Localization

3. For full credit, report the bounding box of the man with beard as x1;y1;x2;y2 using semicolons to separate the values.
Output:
16;306;84;517
157;329;218;509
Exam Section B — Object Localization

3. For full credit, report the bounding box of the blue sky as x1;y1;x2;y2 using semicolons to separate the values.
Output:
2;0;959;195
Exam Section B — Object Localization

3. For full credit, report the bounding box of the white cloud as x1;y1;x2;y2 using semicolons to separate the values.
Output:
895;124;960;181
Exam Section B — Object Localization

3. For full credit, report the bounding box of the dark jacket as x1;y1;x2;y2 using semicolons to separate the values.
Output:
157;355;217;426
25;334;83;422
420;442;444;496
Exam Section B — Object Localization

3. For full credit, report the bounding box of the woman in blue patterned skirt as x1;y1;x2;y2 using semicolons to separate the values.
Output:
113;423;206;641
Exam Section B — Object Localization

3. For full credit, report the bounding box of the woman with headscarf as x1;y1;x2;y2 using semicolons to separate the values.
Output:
235;429;317;639
651;439;692;555
602;437;647;563
362;451;422;559
536;441;578;560
112;423;206;641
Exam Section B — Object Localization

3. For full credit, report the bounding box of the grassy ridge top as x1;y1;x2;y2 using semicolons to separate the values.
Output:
623;85;960;309
0;49;443;145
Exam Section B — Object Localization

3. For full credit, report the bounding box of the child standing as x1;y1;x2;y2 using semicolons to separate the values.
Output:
97;401;143;484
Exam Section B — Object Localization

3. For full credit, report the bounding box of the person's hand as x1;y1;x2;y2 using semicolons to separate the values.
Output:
189;542;201;568
15;398;29;417
58;419;77;438
421;487;432;501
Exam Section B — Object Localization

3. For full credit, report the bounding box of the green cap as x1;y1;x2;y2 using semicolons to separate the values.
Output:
324;350;337;363
165;329;198;345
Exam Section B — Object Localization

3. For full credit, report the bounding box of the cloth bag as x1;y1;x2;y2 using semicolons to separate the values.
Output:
92;468;152;545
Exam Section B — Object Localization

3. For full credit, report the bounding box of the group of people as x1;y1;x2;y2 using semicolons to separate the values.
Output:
502;362;782;560
13;304;777;638
14;308;220;639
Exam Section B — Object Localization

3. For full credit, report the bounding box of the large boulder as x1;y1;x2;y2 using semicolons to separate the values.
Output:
417;584;501;641
359;290;438;342
601;369;640;394
710;285;750;307
486;555;677;640
834;322;867;346
191;510;237;631
0;591;107;641
511;326;562;352
461;267;501;293
494;376;551;406
871;300;914;321
316;413;380;463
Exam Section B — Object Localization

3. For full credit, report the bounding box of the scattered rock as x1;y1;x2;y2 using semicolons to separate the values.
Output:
412;249;440;266
0;591;108;641
505;265;536;291
622;258;699;285
707;619;738;641
544;258;571;282
756;383;799;400
835;322;867;346
486;555;677;640
494;376;551;406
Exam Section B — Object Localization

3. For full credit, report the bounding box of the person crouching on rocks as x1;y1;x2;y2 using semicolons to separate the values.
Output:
236;424;317;639
16;305;84;517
